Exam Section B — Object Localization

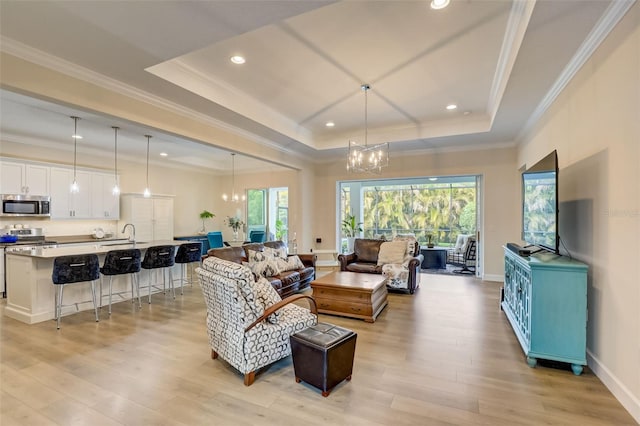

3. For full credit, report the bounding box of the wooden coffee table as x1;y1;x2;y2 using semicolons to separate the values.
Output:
310;271;388;322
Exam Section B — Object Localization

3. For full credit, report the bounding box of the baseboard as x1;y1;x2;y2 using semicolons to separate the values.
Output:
482;273;503;282
587;349;640;423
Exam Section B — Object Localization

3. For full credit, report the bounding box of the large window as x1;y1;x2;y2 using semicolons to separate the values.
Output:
339;176;478;249
247;187;289;242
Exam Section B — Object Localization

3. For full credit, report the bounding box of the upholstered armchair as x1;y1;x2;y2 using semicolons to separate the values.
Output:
196;256;317;386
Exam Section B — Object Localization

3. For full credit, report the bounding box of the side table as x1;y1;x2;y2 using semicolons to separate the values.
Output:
420;247;448;269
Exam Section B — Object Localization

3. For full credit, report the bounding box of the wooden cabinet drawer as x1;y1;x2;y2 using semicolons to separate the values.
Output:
314;286;371;302
315;298;373;316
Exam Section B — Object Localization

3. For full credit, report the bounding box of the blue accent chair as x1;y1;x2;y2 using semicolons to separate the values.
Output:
52;254;101;329
249;230;266;243
207;231;224;249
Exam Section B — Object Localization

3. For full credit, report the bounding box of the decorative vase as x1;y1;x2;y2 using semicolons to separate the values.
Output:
233;229;239;241
427;243;435;248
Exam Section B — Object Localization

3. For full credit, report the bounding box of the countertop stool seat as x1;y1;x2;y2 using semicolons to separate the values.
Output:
52;254;101;329
173;242;203;295
100;249;142;314
290;322;357;397
141;245;176;303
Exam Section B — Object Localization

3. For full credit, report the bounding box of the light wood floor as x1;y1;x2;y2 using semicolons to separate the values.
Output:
1;274;635;425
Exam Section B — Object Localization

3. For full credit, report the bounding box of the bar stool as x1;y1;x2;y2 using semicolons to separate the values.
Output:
52;254;100;329
100;249;142;315
174;242;203;295
141;245;176;303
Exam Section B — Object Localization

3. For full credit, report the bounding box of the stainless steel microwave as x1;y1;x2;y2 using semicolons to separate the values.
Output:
1;194;50;217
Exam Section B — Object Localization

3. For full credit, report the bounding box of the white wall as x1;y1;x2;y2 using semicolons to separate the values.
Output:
517;4;639;421
312;145;521;279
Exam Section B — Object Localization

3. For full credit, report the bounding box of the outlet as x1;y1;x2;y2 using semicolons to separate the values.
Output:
316;238;322;243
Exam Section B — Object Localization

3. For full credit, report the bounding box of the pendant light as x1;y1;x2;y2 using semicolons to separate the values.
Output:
222;153;245;202
143;134;152;198
112;126;120;195
70;116;81;193
347;84;389;174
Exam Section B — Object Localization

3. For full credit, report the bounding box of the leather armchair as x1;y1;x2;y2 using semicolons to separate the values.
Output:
338;238;422;294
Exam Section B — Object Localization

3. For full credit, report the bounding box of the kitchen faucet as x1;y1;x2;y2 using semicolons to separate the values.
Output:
122;223;136;242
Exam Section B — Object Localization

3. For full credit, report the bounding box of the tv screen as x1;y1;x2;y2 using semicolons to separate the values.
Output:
521;151;558;254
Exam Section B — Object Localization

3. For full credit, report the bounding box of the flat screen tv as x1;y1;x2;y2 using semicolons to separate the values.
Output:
521;150;559;254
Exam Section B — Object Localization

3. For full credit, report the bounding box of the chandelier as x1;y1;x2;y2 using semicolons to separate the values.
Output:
222;153;246;202
347;84;389;173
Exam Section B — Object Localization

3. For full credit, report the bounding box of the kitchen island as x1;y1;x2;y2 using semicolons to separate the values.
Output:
4;240;193;324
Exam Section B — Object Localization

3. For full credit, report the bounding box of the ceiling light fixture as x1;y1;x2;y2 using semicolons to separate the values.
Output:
430;0;450;10
160;152;168;157
230;55;246;65
222;153;246;203
326;121;335;127
144;134;152;198
70;116;80;193
112;126;120;195
446;104;457;110
347;84;389;174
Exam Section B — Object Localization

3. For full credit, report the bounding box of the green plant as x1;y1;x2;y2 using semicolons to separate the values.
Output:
225;216;245;232
275;219;287;240
342;213;363;237
199;210;215;233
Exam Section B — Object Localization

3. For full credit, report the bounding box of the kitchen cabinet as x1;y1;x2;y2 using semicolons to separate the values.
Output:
49;167;91;218
91;172;120;219
0;160;49;195
119;194;174;241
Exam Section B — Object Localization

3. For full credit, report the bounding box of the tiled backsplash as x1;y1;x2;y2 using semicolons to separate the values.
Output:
0;218;120;238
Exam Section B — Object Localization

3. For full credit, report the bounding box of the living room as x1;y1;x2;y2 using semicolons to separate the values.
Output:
1;1;638;424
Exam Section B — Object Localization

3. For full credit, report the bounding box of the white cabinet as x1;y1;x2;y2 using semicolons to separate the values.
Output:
0;160;49;195
91;172;120;219
49;167;92;219
119;194;174;241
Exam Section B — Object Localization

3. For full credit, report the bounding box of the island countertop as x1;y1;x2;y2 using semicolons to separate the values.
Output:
6;239;191;259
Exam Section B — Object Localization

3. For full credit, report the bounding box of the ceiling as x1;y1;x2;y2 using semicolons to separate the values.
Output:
0;0;623;172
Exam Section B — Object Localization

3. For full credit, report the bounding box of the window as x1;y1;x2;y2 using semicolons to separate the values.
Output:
339;176;477;248
247;187;289;242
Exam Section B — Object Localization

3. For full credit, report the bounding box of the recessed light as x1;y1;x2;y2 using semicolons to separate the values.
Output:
463;111;471;116
430;0;450;10
446;104;457;110
429;177;438;181
72;134;83;139
160;152;168;157
230;55;246;65
325;121;335;127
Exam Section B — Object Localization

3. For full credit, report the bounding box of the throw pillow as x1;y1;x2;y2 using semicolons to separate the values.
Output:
393;235;417;256
377;240;407;265
276;255;305;272
264;245;288;259
245;258;280;277
253;276;282;324
247;249;270;263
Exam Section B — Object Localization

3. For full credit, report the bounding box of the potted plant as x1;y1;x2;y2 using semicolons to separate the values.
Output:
275;219;287;241
342;212;362;253
199;210;215;234
225;216;245;241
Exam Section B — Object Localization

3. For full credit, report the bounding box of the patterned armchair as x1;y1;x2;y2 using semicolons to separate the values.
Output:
196;256;317;386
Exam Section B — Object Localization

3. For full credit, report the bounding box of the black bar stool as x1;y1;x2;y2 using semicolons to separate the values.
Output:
52;254;100;329
100;249;142;314
141;245;176;303
174;242;203;295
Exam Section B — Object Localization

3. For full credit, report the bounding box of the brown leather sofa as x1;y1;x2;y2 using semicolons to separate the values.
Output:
338;238;423;294
203;240;316;298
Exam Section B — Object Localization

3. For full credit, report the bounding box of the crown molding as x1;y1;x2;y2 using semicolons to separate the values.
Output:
487;0;536;125
0;36;302;158
517;0;636;142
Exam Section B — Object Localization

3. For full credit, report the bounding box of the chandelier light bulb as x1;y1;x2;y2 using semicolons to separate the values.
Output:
70;180;79;193
112;184;120;195
143;188;151;198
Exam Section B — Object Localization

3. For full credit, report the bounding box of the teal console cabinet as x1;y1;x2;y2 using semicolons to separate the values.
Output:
502;248;588;375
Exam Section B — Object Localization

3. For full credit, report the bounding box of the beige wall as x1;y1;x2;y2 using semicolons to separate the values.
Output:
517;4;639;420
312;146;521;279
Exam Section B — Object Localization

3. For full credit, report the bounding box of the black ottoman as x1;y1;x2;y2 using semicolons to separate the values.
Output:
290;322;357;397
